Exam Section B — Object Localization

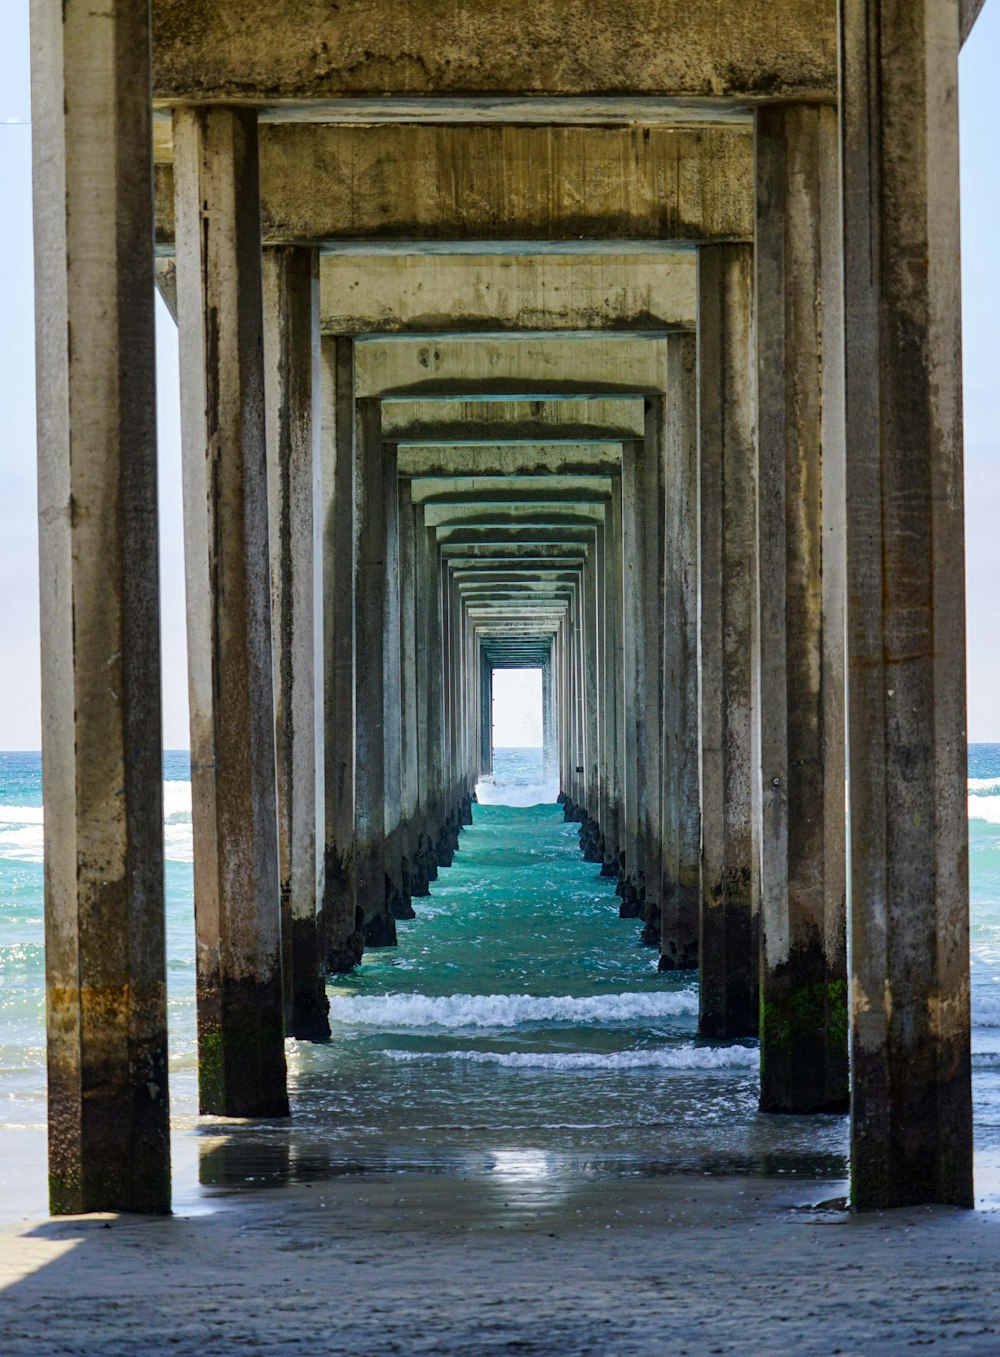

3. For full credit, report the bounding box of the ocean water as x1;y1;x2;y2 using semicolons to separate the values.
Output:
3;746;1000;1201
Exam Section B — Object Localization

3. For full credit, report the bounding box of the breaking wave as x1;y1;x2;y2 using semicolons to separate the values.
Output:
383;1042;758;1071
329;989;698;1029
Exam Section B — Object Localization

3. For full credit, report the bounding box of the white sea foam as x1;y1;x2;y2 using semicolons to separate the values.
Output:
329;989;698;1029
163;781;192;820
0;782;193;865
969;795;1000;825
0;805;44;825
383;1042;758;1071
475;776;560;808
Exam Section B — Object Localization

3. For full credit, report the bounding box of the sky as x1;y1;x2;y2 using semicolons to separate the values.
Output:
0;5;998;750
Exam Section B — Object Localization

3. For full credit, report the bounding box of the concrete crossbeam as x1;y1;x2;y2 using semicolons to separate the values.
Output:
151;0;835;102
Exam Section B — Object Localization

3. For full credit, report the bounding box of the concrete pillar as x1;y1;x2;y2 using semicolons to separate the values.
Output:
660;334;701;972
641;400;665;947
542;657;557;779
418;515;444;871
754;105;847;1111
698;244;757;1039
398;478;426;894
262;246;330;1043
174;106;288;1118
354;398;396;946
840;0;972;1207
480;656;494;776
382;443;411;921
31;0;169;1214
320;341;363;977
320;338;362;971
618;457;644;915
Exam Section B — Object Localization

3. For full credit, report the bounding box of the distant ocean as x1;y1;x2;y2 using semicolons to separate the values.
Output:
3;745;1000;1200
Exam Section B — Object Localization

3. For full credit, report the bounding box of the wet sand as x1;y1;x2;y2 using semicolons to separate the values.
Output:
3;1158;1000;1356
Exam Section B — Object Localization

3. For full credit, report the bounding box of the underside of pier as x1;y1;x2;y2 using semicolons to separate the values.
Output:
29;0;980;1218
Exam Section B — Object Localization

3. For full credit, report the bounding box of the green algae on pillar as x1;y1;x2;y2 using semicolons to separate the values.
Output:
174;106;288;1117
840;0;972;1208
32;0;170;1214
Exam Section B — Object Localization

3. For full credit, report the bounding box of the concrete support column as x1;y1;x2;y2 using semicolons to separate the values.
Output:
582;551;601;846
618;460;644;914
382;444;411;921
419;516;444;873
31;0;169;1213
174;106;288;1118
480;656;494;776
320;338;362;972
840;0;972;1207
660;334;701;972
610;481;628;874
641;401;666;947
542;657;557;780
263;246;330;1043
698;244;757;1039
354;398;396;947
398;478;426;894
754;105;847;1111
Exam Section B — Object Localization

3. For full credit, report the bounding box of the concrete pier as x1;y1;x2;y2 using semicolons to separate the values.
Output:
660;335;701;972
840;0;973;1208
174;107;288;1118
30;0;981;1218
754;105;847;1112
31;0;170;1214
262;246;331;1043
697;245;757;1039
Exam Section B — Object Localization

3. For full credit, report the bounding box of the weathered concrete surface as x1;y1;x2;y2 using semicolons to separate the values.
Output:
754;105;847;1114
353;399;396;946
31;0;169;1215
319;252;696;335
660;335;701;972
173;107;288;1118
151;0;835;101
155;125;752;246
697;244;756;1040
320;339;363;972
355;336;671;399
840;0;972;1208
398;443;623;478
382;397;645;445
262;247;330;1043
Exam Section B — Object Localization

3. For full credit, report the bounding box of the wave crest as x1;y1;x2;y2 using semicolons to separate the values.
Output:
329;989;698;1029
383;1042;758;1071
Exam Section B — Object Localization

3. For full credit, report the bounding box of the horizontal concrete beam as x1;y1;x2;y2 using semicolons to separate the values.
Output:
410;474;613;504
437;526;599;546
155;123;752;247
357;336;669;397
319;253;696;334
385;399;643;445
398;442;623;477
151;1;835;103
426;504;607;526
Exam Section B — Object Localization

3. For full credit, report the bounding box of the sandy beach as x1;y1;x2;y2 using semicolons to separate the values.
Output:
3;1159;1000;1356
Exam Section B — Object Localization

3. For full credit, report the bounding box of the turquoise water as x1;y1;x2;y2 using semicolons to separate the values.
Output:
4;747;1000;1195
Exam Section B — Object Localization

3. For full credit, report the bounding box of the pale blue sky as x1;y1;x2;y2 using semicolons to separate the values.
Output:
1;5;998;749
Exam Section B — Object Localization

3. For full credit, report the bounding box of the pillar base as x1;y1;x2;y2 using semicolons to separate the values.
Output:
363;910;398;948
197;976;290;1119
